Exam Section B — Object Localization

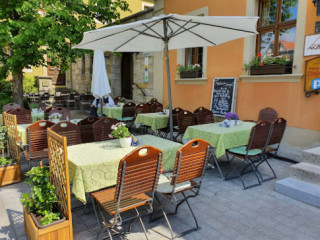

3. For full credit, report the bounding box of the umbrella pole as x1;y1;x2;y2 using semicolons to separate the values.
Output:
163;19;174;141
100;98;103;117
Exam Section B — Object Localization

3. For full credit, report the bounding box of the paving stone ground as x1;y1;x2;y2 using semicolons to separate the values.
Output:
1;111;320;239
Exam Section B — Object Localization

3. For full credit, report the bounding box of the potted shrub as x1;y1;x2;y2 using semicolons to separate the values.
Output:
21;165;70;240
118;98;125;107
177;64;202;78
0;126;21;187
29;103;39;113
111;122;132;148
244;53;293;75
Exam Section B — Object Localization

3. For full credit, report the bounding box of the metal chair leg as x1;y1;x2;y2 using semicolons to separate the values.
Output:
135;208;149;240
162;209;174;240
91;196;101;230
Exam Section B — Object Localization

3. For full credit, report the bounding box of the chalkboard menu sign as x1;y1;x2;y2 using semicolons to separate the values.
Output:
210;78;238;117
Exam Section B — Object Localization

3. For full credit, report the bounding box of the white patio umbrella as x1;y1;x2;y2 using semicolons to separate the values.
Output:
74;14;258;140
91;50;111;116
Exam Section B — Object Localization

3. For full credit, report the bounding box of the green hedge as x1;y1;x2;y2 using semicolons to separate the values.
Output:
0;79;13;111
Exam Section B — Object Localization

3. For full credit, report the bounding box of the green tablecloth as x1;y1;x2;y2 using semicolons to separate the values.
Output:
183;122;255;158
67;134;182;203
102;106;123;118
135;113;169;132
0;112;44;125
17;119;81;146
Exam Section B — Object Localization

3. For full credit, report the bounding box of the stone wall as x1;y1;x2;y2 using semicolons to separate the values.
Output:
70;54;92;93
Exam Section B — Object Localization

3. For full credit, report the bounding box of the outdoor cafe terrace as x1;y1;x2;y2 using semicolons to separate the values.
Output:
0;99;320;240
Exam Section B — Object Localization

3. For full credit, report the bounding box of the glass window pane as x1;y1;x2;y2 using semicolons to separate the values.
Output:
185;47;203;66
260;31;275;58
279;27;296;59
281;0;298;22
261;0;277;26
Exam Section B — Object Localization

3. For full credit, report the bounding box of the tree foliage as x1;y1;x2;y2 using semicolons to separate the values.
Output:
0;0;129;103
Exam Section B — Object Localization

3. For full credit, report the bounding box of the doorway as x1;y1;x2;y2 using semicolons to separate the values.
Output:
121;53;133;99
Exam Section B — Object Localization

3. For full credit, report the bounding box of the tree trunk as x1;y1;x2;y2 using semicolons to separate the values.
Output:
12;70;24;106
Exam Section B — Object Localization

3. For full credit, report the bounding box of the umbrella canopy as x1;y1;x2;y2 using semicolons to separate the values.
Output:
91;50;111;99
74;14;258;140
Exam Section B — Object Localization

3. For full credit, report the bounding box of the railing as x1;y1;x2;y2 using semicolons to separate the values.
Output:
132;83;146;96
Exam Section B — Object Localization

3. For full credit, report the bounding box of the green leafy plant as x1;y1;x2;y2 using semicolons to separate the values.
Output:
0;157;14;166
29;103;39;109
243;53;293;70
20;166;59;226
40;211;60;226
176;64;202;72
0;79;13;111
111;122;130;139
119;98;125;103
0;126;8;157
23;76;38;93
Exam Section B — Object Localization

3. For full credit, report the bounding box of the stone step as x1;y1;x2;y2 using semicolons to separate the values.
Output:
275;178;320;208
302;147;320;166
290;163;320;186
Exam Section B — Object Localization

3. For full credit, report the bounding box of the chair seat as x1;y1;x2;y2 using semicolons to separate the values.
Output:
228;146;262;156
91;187;150;215
156;173;191;194
116;117;134;121
24;150;48;161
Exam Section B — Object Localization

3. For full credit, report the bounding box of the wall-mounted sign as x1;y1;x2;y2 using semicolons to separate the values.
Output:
304;34;320;56
305;57;320;97
144;57;149;83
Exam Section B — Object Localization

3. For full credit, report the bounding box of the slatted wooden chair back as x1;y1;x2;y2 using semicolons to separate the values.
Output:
48;107;71;120
2;103;21;112
172;107;183;126
50;121;81;146
150;98;158;103
78;116;99;143
9;108;32;124
135;103;150;114
258;107;278;123
247;120;271;151
93;117;119;141
171;139;210;185
122;102;136;118
3;113;20;162
177;110;195;134
115;146;162;203
26;120;54;152
150;102;163;113
47;128;73;237
268;117;287;146
114;96;125;105
196;109;214;125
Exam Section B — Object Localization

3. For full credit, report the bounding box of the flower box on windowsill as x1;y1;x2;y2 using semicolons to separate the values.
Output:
250;64;292;75
179;71;202;78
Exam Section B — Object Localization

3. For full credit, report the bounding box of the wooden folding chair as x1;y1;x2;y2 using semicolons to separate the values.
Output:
196;109;214;125
157;107;183;139
256;117;287;181
150;102;163;113
93;117;119;142
90;146;163;239
151;139;210;239
2;103;21;112
225;120;271;189
9;108;32;124
116;102;136;128
24;120;54;169
50;121;81;146
175;110;195;142
258;107;278;123
48;107;71;120
136;103;150;114
78;116;99;143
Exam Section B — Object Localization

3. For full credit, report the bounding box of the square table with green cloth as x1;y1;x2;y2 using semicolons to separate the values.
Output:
17;119;82;146
0;112;44;125
102;106;123;119
183;122;255;158
67;134;182;203
135;113;169;133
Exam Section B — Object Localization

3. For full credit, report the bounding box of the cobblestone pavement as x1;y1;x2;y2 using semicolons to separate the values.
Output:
1;156;320;240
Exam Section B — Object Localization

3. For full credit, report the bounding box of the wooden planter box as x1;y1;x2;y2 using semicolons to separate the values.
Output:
24;208;73;240
0;163;21;187
180;71;202;78
250;65;292;75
